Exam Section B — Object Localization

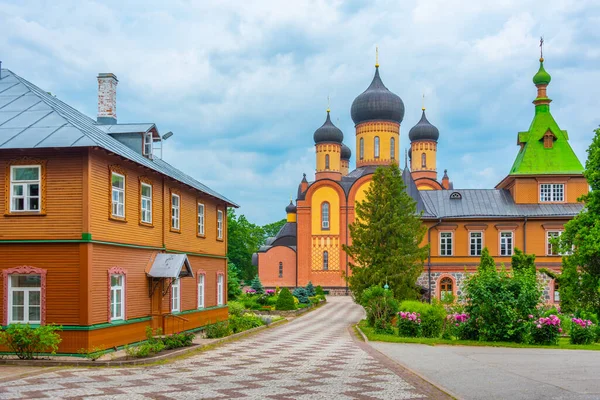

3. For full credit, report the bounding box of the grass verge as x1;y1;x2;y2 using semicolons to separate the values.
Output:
358;320;600;351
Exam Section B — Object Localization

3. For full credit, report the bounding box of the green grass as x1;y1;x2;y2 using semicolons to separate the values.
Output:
358;320;600;351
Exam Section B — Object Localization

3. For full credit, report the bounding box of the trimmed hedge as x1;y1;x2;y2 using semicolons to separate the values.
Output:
276;288;296;310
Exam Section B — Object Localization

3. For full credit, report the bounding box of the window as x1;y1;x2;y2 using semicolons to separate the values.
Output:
10;165;41;212
217;209;224;240
171;193;180;230
439;277;453;301
197;203;205;236
110;274;124;321
421;153;426;168
374;136;380;158
440;232;453;256
469;232;482;256
278;262;283;278
8;275;41;324
323;251;329;270
390;137;395;160
217;274;224;306
197;274;205;308
325;154;330;170
321;202;330;230
544;132;554;149
111;172;125;218
540;183;564;202
500;231;513;256
143;132;153;157
359;138;364;160
171;278;180;312
553;281;560;303
547;231;562;256
140;183;152;224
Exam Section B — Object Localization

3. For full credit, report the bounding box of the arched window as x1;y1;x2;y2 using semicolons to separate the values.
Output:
374;136;380;158
553;280;560;303
544;132;554;149
321;202;330;229
278;262;283;278
421;153;426;168
390;137;395;160
439;277;453;301
325;154;330;170
323;251;329;270
359;138;364;160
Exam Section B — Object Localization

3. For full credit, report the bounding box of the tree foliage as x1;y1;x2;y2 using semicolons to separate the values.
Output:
558;127;600;315
343;164;428;302
262;219;287;239
227;263;242;300
250;275;264;294
276;288;296;311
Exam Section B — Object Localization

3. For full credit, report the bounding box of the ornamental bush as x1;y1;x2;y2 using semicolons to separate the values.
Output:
228;301;245;317
163;332;195;349
229;313;265;334
250;276;264;294
293;287;310;304
0;323;62;360
276;288;296;311
399;300;446;338
570;318;596;345
306;282;316;297
204;321;231;338
444;313;473;340
397;311;422;337
361;286;399;334
315;285;325;296
530;315;561;345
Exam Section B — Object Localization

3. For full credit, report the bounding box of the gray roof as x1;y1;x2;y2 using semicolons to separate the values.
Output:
0;69;237;207
351;66;405;124
146;253;194;278
421;189;584;218
97;123;156;134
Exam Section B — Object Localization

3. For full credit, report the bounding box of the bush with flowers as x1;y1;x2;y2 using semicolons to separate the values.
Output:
361;285;399;334
529;314;561;345
570;318;596;345
397;311;422;337
399;300;446;338
443;312;474;340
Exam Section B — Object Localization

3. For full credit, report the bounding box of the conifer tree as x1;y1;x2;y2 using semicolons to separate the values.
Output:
306;281;316;297
250;275;264;294
343;163;428;302
477;248;496;273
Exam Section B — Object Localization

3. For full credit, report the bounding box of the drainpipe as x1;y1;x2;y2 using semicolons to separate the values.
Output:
427;218;443;303
523;216;528;253
345;200;349;296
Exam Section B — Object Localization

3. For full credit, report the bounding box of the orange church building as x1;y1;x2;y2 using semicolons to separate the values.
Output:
0;67;236;353
254;53;587;302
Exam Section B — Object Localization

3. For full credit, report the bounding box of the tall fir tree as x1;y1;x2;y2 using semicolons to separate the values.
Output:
477;247;496;273
342;164;428;302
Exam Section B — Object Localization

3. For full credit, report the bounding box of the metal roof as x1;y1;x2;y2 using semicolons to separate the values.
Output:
0;69;237;207
146;253;194;278
96;123;156;134
421;189;583;218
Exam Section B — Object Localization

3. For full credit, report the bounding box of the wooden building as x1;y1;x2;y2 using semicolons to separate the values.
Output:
0;68;237;353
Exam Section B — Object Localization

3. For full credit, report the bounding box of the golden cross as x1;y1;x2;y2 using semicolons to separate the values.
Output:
422;93;425;110
540;36;544;60
327;95;330;113
375;46;379;68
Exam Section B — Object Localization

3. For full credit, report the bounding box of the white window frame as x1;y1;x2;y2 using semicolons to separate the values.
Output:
171;278;180;312
217;209;224;239
500;231;513;256
8;274;42;324
546;230;563;256
553;281;560;303
143;132;153;157
469;231;483;256
141;183;152;224
10;165;41;213
217;274;224;306
321;202;330;230
540;183;564;202
374;136;380;158
197;274;205;309
111;172;125;218
171;193;180;230
440;232;453;256
110;274;125;322
197;203;205;236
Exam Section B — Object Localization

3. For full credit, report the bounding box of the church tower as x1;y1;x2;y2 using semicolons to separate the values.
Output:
350;56;404;168
408;105;440;188
340;143;351;176
313;110;344;181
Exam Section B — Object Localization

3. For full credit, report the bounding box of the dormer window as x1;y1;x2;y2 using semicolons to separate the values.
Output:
540;183;564;202
543;132;554;149
449;192;462;200
143;132;153;158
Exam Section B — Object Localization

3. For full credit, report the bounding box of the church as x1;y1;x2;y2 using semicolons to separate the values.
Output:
253;51;587;302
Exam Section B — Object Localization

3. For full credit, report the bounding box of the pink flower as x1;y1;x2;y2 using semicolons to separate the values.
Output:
537;324;542;329
528;314;534;319
559;328;563;333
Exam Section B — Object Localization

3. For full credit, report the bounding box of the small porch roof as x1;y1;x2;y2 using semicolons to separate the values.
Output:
146;253;194;279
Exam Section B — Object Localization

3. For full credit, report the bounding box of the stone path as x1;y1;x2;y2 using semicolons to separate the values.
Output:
0;297;448;399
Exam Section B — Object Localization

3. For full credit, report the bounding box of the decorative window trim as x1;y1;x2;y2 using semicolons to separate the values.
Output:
107;267;127;322
216;271;225;306
436;224;458;232
108;165;127;222
170;189;181;233
499;231;514;256
464;224;488;231
197;269;206;309
439;231;453;256
374;136;380;158
437;274;457;300
494;224;518;231
539;183;566;203
139;177;153;227
359;138;364;160
216;208;224;241
546;230;563;256
5;158;47;216
468;231;484;257
2;266;47;325
421;153;426;168
197;201;206;238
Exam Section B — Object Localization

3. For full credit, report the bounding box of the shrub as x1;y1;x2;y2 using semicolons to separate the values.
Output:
309;296;320;305
361;286;399;334
228;301;245;317
250;276;264;294
163;332;195;349
265;289;276;296
276;288;296;310
315;285;325;296
444;313;472;340
78;345;105;361
306;282;316;297
530;315;561;345
397;311;421;337
0;323;62;360
256;294;271;305
227;263;243;300
204;321;231;338
399;300;446;338
293;287;310;304
229;313;264;333
570;319;596;345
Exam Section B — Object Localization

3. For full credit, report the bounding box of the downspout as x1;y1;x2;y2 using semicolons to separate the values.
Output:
345;200;349;296
523;216;528;253
427;218;443;304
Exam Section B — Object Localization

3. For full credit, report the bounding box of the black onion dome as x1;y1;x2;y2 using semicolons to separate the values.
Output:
408;110;439;142
285;200;297;214
341;143;351;160
351;67;405;125
313;111;343;144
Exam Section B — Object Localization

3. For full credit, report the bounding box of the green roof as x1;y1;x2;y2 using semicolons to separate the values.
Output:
533;60;552;85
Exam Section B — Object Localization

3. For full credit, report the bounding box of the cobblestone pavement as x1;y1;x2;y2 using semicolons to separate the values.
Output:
0;297;448;399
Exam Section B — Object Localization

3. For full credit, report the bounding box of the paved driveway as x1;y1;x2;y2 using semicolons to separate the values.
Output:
0;297;448;399
370;342;600;400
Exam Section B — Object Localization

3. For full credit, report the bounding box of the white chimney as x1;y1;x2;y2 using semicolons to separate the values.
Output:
97;73;118;124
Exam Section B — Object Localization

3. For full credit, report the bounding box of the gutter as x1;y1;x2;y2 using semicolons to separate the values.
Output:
427;218;443;304
523;216;528;253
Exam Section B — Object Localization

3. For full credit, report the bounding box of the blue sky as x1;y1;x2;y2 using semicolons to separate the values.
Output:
1;0;599;225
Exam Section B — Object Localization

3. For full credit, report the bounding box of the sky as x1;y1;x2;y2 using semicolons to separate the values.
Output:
1;0;599;225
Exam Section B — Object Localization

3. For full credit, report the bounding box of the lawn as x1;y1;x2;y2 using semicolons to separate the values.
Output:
358;320;600;351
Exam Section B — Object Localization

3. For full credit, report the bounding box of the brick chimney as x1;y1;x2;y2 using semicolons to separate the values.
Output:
97;73;118;124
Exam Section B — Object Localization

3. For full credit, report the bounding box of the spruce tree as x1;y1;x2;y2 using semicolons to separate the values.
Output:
250;275;264;294
343;163;428;302
306;281;316;297
478;248;496;273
